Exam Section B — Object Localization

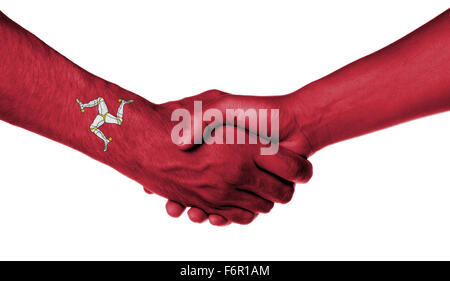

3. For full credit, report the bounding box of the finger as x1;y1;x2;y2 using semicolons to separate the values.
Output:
165;200;186;217
187;207;208;223
240;170;295;204
223;189;274;213
209;214;230;226
215;208;257;225
143;186;153;194
254;148;313;183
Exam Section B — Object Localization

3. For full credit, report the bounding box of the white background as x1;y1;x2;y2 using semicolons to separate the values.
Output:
1;1;449;260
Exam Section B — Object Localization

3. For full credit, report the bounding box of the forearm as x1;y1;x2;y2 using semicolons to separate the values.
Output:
292;9;450;154
0;10;315;226
0;11;156;178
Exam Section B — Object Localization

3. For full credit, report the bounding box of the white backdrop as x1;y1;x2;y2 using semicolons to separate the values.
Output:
1;1;449;260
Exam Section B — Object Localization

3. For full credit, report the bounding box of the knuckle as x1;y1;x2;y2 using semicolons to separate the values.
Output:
300;160;313;183
286;157;302;179
210;187;232;203
278;187;294;204
223;168;243;185
259;201;274;213
202;192;217;204
202;89;226;98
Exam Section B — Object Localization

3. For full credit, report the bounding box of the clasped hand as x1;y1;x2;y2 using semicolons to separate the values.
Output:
141;89;313;226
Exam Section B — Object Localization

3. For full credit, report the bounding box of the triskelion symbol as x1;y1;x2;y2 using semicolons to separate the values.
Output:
76;97;133;151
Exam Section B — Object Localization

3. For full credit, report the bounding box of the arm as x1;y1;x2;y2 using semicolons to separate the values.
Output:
0;11;311;225
0;11;153;167
193;9;450;159
293;8;450;155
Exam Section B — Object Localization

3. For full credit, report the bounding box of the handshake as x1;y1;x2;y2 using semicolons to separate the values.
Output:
137;89;315;226
1;9;448;226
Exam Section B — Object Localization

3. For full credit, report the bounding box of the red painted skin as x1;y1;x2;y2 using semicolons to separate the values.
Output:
163;8;450;220
0;11;312;226
185;8;450;158
1;9;449;225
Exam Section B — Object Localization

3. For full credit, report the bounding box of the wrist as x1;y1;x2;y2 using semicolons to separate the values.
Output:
286;81;331;156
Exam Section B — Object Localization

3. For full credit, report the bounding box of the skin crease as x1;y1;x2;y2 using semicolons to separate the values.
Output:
1;8;449;225
0;11;313;226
